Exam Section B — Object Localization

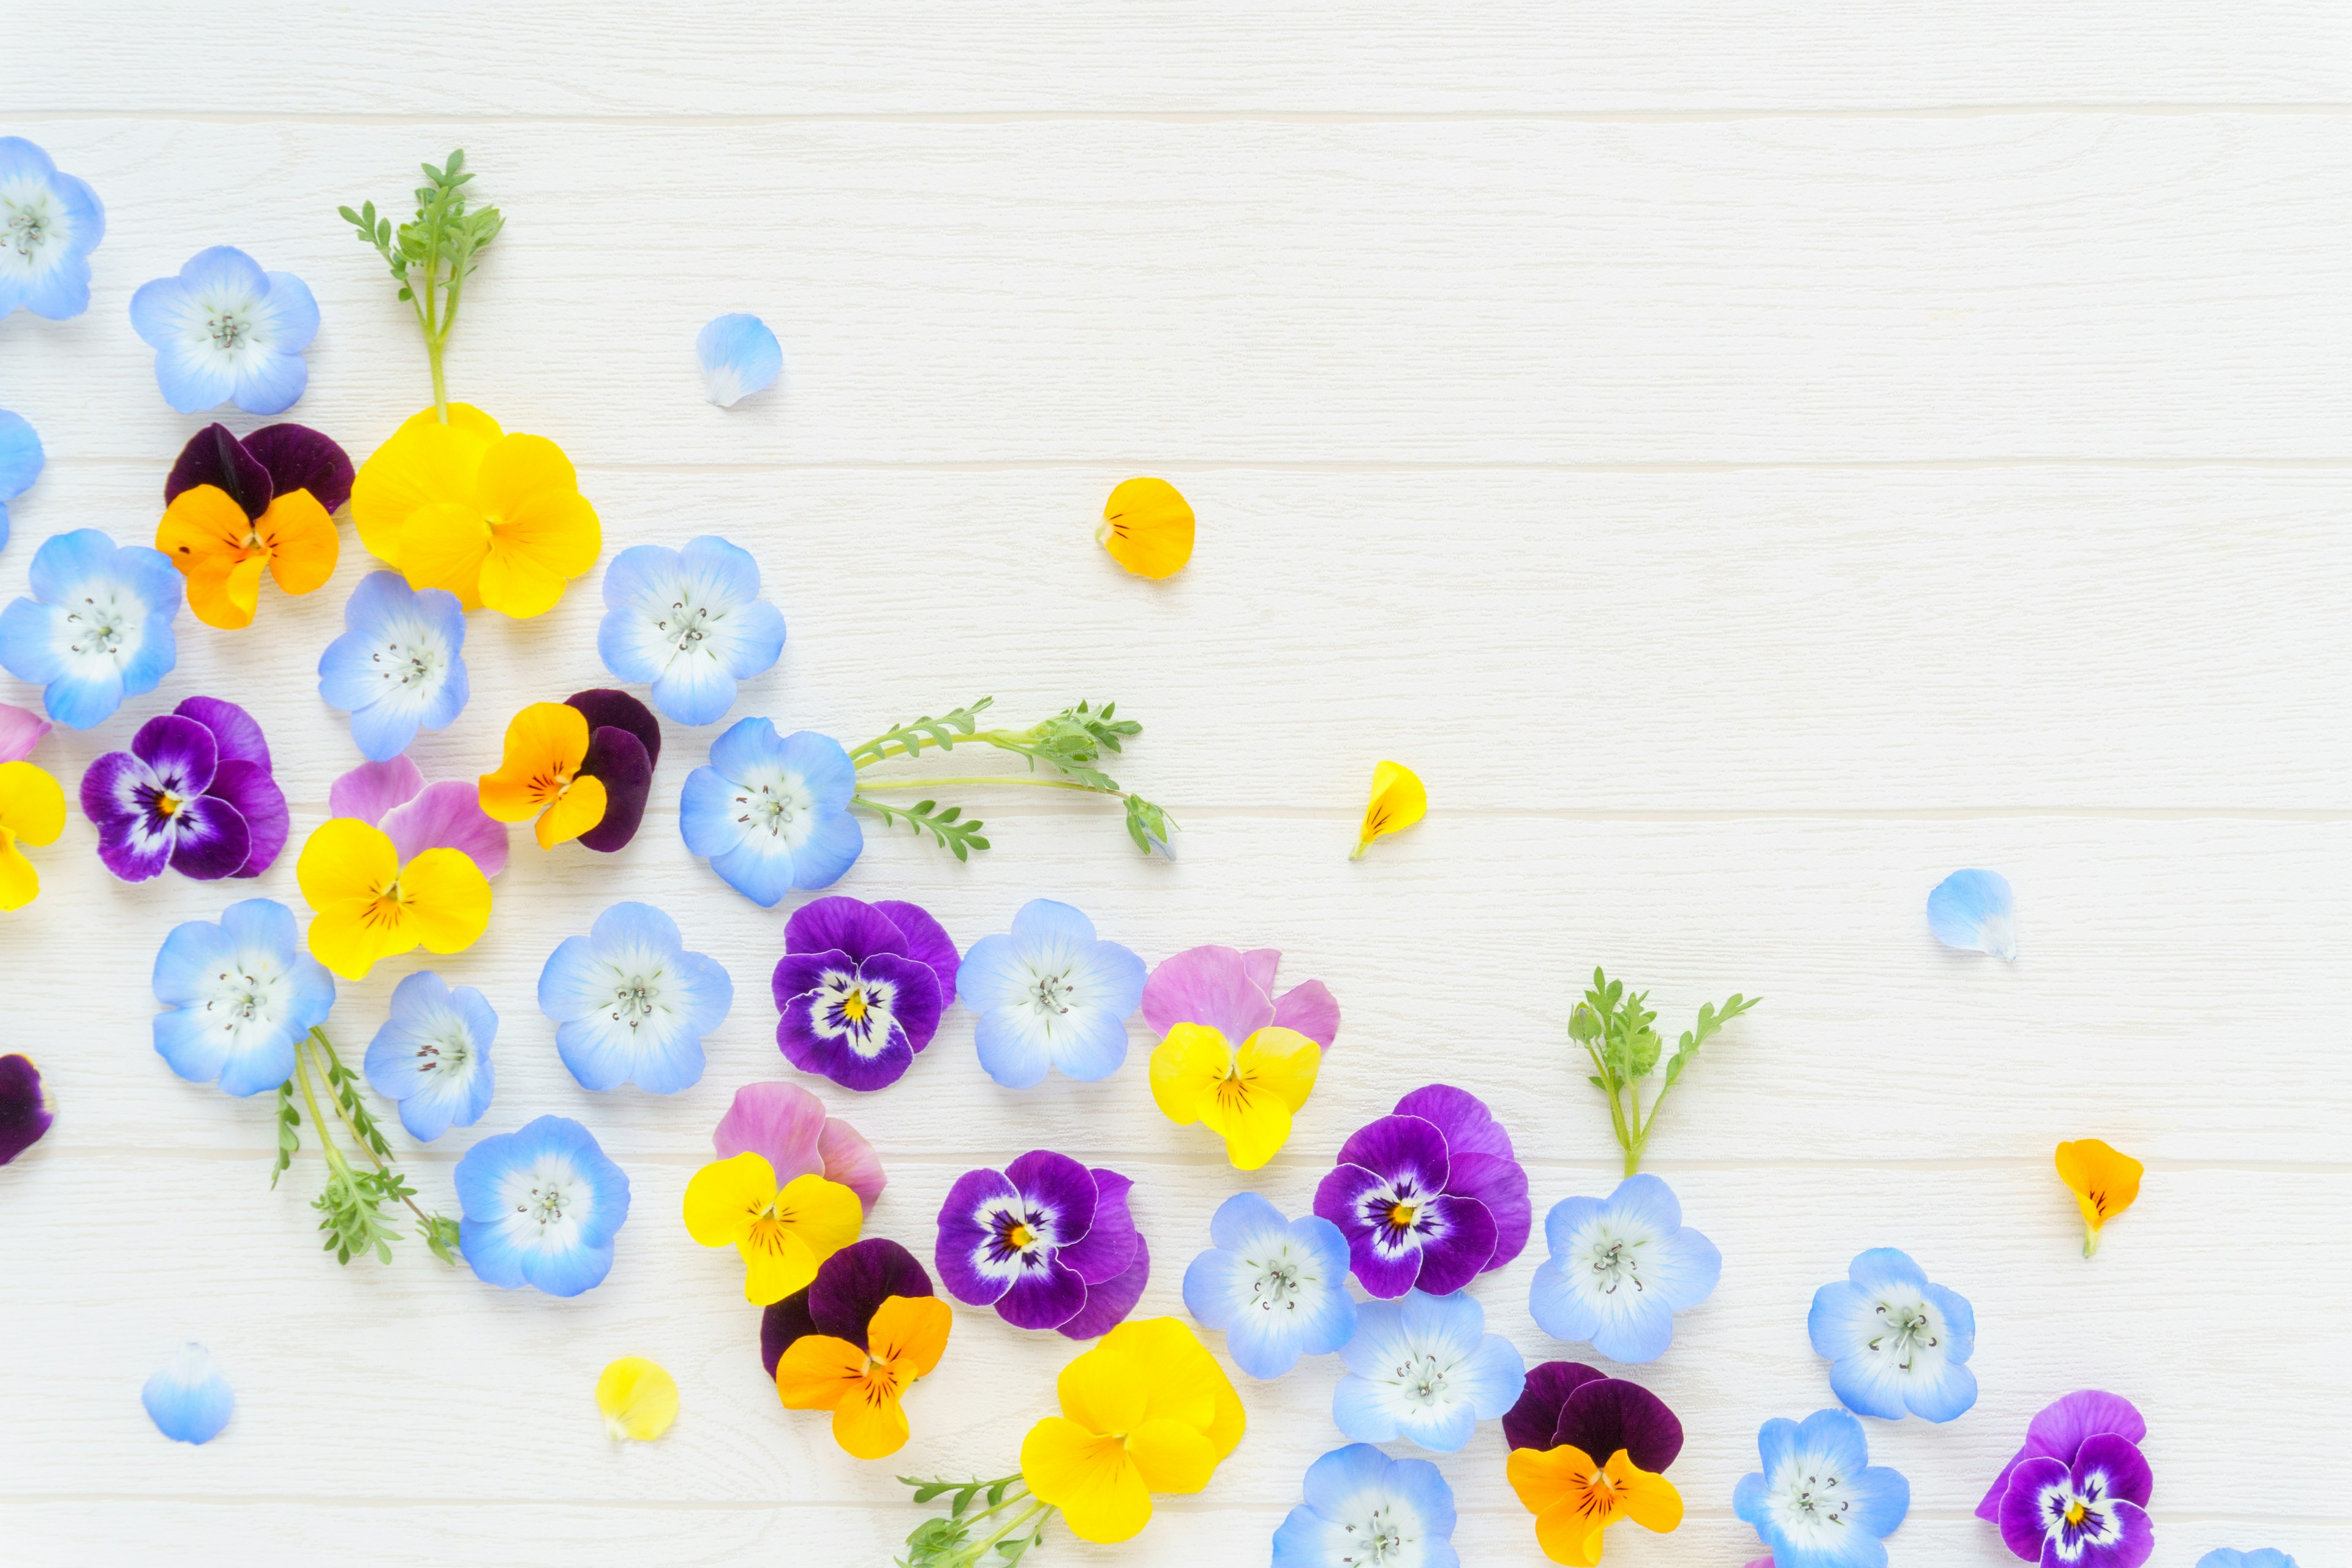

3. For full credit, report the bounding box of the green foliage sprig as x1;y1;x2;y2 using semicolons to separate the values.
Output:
1570;968;1759;1175
339;148;504;421
895;1474;1054;1567
281;1028;461;1268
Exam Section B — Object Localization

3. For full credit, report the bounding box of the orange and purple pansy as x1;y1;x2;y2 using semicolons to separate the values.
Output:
764;1238;952;1460
478;688;660;853
156;423;351;630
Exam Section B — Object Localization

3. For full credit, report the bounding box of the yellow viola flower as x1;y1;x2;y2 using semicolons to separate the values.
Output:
774;1294;953;1460
294;818;493;980
1020;1317;1245;1545
478;703;608;851
350;404;600;618
0;761;67;913
1096;477;1194;579
682;1152;863;1305
1352;760;1426;859
1507;1444;1684;1566
1149;1023;1321;1170
594;1357;678;1442
2055;1138;2143;1258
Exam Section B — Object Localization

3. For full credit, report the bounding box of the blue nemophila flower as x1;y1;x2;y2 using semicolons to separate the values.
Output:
454;1114;631;1297
317;572;469;761
698;312;783;407
1273;1442;1460;1568
957;897;1147;1088
540;901;733;1093
1809;1247;1977;1423
0;529;183;729
2198;1552;2299;1568
1332;1288;1525;1453
151;897;335;1098
142;1343;233;1444
597;535;786;726
1182;1191;1357;1379
363;970;497;1142
1734;1408;1910;1568
0;137;104;321
680;718;863;903
1528;1172;1721;1364
129;246;319;415
1928;867;2016;960
0;407;42;552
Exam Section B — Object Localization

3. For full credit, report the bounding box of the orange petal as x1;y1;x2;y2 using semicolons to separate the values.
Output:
258;489;340;596
774;1333;865;1412
868;1295;952;1381
1508;1445;1600;1516
829;1381;913;1459
533;774;608;851
1097;477;1195;579
478;704;591;823
185;552;270;631
156;484;252;559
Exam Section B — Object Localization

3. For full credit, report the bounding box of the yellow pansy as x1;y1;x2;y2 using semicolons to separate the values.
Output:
595;1357;679;1442
1148;1023;1321;1170
2055;1138;2144;1258
1352;760;1426;858
294;818;493;979
775;1294;953;1460
1020;1317;1244;1545
0;761;67;913
1508;1444;1684;1566
350;404;600;617
478;703;608;851
1096;477;1194;580
682;1152;863;1305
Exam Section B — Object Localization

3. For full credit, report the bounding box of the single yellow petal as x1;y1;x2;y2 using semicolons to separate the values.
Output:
1021;1417;1152;1545
1508;1444;1599;1516
350;409;499;567
398;500;493;608
1055;1340;1151;1436
869;1295;952;1381
1233;1027;1321;1114
2056;1138;2144;1255
1532;1500;1610;1567
1148;1023;1234;1128
595;1357;679;1442
0;762;67;846
1352;759;1428;858
683;1152;777;1249
533;774;608;851
776;1173;865;1265
479;489;600;618
480;703;592;823
1096;477;1194;580
478;432;581;515
1123;1417;1216;1495
0;839;36;912
1607;1451;1683;1535
258;488;340;597
1202;1082;1295;1172
395;848;492;954
774;1333;867;1412
1096;1317;1233;1453
741;1219;821;1304
829;1378;913;1459
184;553;269;631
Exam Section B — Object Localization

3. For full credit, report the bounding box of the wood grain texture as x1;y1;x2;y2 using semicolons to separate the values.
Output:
4;6;2348;1567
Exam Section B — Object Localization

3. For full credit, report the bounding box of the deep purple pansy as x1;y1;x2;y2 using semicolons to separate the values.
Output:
1313;1083;1531;1298
1997;1434;2154;1568
935;1149;1148;1339
0;1053;54;1166
772;895;957;1092
165;421;353;518
79;696;287;883
761;1236;936;1378
563;687;662;853
1502;1360;1684;1472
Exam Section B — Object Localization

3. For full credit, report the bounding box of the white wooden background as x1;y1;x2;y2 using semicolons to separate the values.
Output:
4;6;2348;1564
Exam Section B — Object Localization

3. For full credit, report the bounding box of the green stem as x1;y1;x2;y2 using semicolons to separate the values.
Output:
306;1028;440;1232
292;1038;352;1180
856;775;1108;795
2082;1223;2101;1259
958;1501;1052;1566
946;1483;1033;1531
1583;1041;1632;1156
856;728;1021;769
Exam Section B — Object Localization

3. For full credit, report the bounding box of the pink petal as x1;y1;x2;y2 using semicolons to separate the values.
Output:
1271;978;1341;1049
1140;944;1275;1042
1241;948;1281;995
328;756;423;825
713;1081;827;1183
381;781;508;878
817;1117;888;1213
0;703;51;765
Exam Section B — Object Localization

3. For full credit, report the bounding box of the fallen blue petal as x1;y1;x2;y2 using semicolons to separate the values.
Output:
142;1343;234;1444
697;313;783;407
1928;868;2017;960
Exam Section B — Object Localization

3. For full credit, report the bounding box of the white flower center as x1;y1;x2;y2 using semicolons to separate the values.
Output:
62;585;141;661
1027;967;1077;1017
606;970;666;1031
4;189;59;265
1587;1230;1646;1294
1336;1497;1414;1565
1243;1241;1317;1314
1768;1454;1855;1544
199;952;291;1041
1390;1349;1450;1408
206;304;253;351
186;288;268;360
368;624;447;696
2038;1474;2125;1551
1863;1294;1942;1374
731;768;815;846
412;1024;470;1076
653;594;723;660
808;968;900;1058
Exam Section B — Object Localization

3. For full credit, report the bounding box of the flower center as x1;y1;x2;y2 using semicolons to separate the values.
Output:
732;774;809;840
62;590;135;658
4;195;55;262
1005;1223;1034;1250
154;791;181;818
2064;1501;2087;1526
205;305;253;352
1028;969;1075;1014
413;1028;469;1074
655;597;716;656
1785;1469;1850;1524
1867;1299;1940;1371
371;633;443;692
841;989;869;1022
1573;1465;1621;1518
519;1180;572;1226
1392;1350;1449;1407
608;974;662;1030
202;962;282;1026
1341;1500;1409;1564
1387;1202;1418;1229
1589;1234;1644;1294
1248;1254;1302;1311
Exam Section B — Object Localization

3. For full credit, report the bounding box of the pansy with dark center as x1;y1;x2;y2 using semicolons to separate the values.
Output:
935;1150;1148;1338
761;1237;936;1377
1997;1436;2154;1568
1314;1084;1529;1299
81;696;287;883
771;895;957;1091
157;421;351;630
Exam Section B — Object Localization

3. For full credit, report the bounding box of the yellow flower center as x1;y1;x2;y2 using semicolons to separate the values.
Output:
842;990;869;1022
361;877;412;930
154;791;181;818
1005;1223;1034;1250
1387;1202;1418;1229
1576;1466;1620;1517
2065;1501;2087;1526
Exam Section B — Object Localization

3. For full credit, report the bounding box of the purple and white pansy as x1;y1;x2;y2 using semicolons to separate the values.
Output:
771;895;958;1092
80;696;287;883
1313;1084;1531;1299
935;1148;1148;1339
1982;1391;2155;1568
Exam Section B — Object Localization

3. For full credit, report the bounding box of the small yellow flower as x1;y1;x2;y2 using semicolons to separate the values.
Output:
2055;1139;2143;1258
1352;760;1426;859
0;761;67;913
1096;477;1194;580
1148;1023;1321;1170
294;818;492;979
1507;1444;1684;1566
595;1357;678;1442
682;1152;863;1305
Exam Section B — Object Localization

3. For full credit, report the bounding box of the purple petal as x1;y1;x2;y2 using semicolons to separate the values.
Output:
996;1253;1089;1331
1983;1390;2149;1520
80;752;172;881
565;688;661;772
1006;1149;1099;1244
1393;1084;1517;1161
1503;1361;1607;1453
208;761;287;878
0;701;51;766
1057;1232;1149;1340
1314;1160;1423;1299
1058;1167;1138;1286
1140;944;1274;1042
329;756;424;826
2073;1433;2153;1509
865;951;944;1053
164;794;252;881
382;781;508;878
1335;1114;1452;1191
0;1054;53;1166
816;1117;888;1213
164;423;271;517
934;1166;1022;1306
575;725;653;853
1240;948;1281;994
173;696;272;771
241;423;353;515
872;899;958;1026
761;1291;817;1378
786;897;911;963
773;951;917;1091
1447;1150;1532;1271
809;1237;935;1344
712;1080;827;1182
130;714;218;795
1407;1193;1499;1294
1555;1377;1684;1474
1999;1457;2071;1561
2091;1502;2154;1568
1271;978;1341;1049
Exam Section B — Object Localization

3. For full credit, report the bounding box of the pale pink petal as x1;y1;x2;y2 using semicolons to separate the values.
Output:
328;756;423;825
0;703;50;765
1241;948;1281;995
382;782;509;878
1271;978;1341;1049
712;1081;827;1183
1140;944;1274;1042
817;1117;888;1213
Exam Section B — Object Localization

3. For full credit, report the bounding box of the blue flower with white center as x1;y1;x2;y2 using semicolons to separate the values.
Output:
142;1343;233;1444
128;246;318;415
314;572;469;761
454;1114;631;1297
0;529;183;729
0;407;42;552
1734;1408;1910;1568
957;898;1147;1088
597;535;786;726
363;970;497;1142
1528;1173;1721;1365
1808;1247;1977;1423
1183;1191;1357;1379
1928;867;2016;960
539;902;733;1094
1273;1442;1460;1568
151;898;334;1098
0;137;104;322
1332;1288;1526;1453
2198;1552;2300;1568
679;718;864;903
697;312;783;407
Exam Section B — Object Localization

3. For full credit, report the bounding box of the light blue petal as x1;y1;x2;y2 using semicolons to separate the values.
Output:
1928;867;2016;959
153;1004;236;1087
590;899;685;964
178;245;271;298
1270;1504;1348;1568
41;663;128;729
1336;1297;1411;1379
1008;897;1099;970
647;648;742;726
126;275;191;350
1923;1280;1977;1358
775;729;856;812
1207;1191;1291;1254
1298;1441;1398;1516
1528;1257;1603;1346
1047;1003;1131;1082
676;534;763;611
1542;1192;1604;1258
142;1344;233;1444
707;592;785;682
152;917;237;1004
697;313;783;407
974;1006;1054;1090
1181;1245;1251;1333
524;1237;616;1297
1389;1389;1477;1453
1640;1222;1722;1315
1396;1287;1485;1360
1732;1470;1772;1531
458;1212;527;1286
620;1028;706;1095
1795;1408;1873;1476
258;271;319;353
704;835;794;908
1385;1455;1459;1546
1223;1297;1310;1381
597;605;669;687
1845;1246;1929;1297
1330;1372;1404;1444
1605;1172;1685;1233
600;543;682;617
0;600;65;687
214;895;299;959
17;241;91;320
1901;1359;1978;1423
1752;1414;1802;1476
706;714;784;780
955;932;1031;1011
27;528;116;602
215;1027;298;1098
149;332;243;413
677;763;749;858
1845;1463;1911;1540
342;680;424;761
227;349;309;417
783;805;862;890
537;933;611;1023
0;410;42;500
1070;938;1147;1021
1453;1333;1526;1419
0;137;58;184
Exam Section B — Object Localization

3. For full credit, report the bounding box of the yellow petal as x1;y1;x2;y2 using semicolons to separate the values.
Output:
186;553;270;631
869;1295;952;1381
0;761;67;846
1148;1023;1234;1128
350;409;499;568
480;703;592;823
1607;1451;1683;1535
1532;1500;1610;1567
1200;1026;1322;1169
1123;1417;1216;1495
258;488;341;597
682;1152;777;1249
478;432;580;514
1096;477;1194;580
1508;1444;1599;1517
1096;1317;1235;1455
2055;1138;2144;1253
774;1333;865;1412
0;840;37;913
156;484;252;560
775;1173;866;1268
1021;1417;1152;1544
480;489;600;619
830;1378;914;1459
1055;1340;1151;1437
398;500;493;609
396;848;493;954
1352;759;1427;858
594;1357;679;1442
741;1219;821;1304
533;774;608;851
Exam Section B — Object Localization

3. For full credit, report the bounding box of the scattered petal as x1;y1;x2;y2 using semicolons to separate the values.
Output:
142;1343;234;1444
1352;760;1426;859
2056;1139;2144;1258
1096;477;1194;579
595;1357;679;1441
0;1053;54;1164
1928;867;2017;960
698;314;784;407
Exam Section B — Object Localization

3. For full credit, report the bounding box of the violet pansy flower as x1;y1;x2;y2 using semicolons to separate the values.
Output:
328;755;509;878
714;1080;887;1214
935;1149;1148;1339
0;137;105;322
1503;1359;1685;1471
1314;1084;1530;1298
0;529;182;729
771;895;957;1091
81;697;288;883
1996;1438;2154;1568
957;898;1146;1088
1978;1390;2147;1525
1528;1174;1720;1364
